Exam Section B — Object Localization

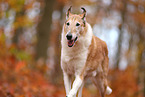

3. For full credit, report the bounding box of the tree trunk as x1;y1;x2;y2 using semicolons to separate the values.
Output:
115;0;127;69
12;28;23;45
12;8;25;46
136;25;145;97
35;0;55;60
49;3;64;84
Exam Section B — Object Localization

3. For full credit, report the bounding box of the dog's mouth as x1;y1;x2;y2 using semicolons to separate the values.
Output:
68;37;78;47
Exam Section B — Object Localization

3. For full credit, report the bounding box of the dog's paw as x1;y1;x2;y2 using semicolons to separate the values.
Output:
66;95;73;97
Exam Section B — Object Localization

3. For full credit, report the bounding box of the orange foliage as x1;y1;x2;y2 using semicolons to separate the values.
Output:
0;44;65;97
108;66;140;97
0;59;66;97
15;61;26;72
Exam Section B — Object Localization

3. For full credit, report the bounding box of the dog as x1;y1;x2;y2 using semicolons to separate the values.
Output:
61;6;112;97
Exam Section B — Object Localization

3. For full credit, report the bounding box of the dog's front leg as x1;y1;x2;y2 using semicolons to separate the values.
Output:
78;82;84;97
67;75;83;97
63;72;72;95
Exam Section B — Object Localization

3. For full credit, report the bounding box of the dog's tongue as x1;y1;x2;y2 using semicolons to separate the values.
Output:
68;40;74;47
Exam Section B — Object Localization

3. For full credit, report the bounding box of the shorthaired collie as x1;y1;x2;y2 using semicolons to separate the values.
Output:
61;6;112;97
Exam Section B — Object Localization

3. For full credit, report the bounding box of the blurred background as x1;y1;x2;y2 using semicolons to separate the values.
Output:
0;0;145;97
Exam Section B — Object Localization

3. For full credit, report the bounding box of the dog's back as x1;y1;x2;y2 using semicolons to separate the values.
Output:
82;36;109;77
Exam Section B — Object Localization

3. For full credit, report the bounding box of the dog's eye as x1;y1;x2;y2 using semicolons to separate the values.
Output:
66;22;70;26
76;23;80;26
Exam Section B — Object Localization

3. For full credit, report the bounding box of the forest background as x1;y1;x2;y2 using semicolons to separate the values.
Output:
0;0;145;97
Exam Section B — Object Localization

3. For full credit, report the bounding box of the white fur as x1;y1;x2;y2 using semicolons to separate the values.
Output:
67;76;83;97
63;72;72;95
78;82;84;97
106;86;112;95
92;71;97;77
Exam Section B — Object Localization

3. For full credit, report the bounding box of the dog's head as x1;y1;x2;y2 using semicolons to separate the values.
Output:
63;6;87;47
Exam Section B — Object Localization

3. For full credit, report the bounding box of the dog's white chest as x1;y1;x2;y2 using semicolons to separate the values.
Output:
61;48;88;75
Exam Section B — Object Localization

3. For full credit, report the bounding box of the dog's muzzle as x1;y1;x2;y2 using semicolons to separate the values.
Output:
66;34;78;47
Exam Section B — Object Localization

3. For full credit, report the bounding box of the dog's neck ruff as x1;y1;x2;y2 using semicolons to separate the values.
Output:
61;23;93;54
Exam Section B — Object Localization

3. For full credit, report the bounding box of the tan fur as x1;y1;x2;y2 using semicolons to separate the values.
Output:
80;36;109;97
61;8;112;97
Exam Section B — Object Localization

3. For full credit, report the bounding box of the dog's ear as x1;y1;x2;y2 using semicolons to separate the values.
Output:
66;6;72;20
80;7;86;26
80;7;86;20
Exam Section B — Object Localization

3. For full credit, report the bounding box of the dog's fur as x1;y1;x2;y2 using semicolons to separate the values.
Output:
61;7;112;97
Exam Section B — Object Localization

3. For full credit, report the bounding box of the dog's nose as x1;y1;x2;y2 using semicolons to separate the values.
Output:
66;34;72;40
